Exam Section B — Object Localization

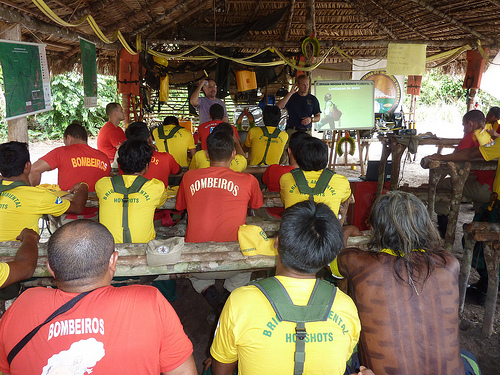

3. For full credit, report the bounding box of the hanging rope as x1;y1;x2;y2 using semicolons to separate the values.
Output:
30;0;484;72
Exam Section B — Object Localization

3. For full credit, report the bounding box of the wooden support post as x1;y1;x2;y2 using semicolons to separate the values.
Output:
467;88;477;112
377;137;391;197
459;228;475;314
328;130;341;170
427;168;445;217
306;0;316;37
483;241;500;336
356;130;365;176
1;23;28;143
390;142;406;191
444;162;470;252
284;0;296;42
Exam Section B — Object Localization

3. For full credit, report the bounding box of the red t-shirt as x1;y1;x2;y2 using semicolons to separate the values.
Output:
262;164;294;218
198;120;239;150
41;143;110;192
457;132;494;188
0;286;193;375
176;167;263;242
97;121;126;162
119;150;180;188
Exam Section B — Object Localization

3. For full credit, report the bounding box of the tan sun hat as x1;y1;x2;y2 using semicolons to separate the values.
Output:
238;225;278;257
146;237;184;266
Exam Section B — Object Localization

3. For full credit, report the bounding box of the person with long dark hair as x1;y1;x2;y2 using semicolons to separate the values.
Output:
331;191;481;375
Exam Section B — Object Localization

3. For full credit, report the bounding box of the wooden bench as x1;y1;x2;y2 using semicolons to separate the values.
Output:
0;235;371;279
460;222;500;336
85;191;284;210
420;158;497;252
155;216;281;239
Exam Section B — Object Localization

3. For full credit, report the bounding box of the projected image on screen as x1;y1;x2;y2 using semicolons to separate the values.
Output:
314;80;374;131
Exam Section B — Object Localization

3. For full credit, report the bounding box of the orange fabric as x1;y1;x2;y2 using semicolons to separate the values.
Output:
198;120;239;150
0;286;193;374
406;75;422;95
176;167;263;242
119;48;140;96
119;150;180;188
97;121;126;162
41;143;110;191
463;49;488;90
457;132;494;188
262;164;294;218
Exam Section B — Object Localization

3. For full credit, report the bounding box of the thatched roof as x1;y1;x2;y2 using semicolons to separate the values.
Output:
0;0;499;76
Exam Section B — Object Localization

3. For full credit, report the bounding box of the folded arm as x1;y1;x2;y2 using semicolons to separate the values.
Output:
65;182;89;214
2;229;40;288
427;146;482;161
29;159;52;186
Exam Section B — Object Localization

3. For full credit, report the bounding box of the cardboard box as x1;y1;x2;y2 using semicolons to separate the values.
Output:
236;70;257;92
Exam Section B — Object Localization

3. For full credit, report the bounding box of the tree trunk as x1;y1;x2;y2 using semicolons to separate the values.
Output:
1;23;28;143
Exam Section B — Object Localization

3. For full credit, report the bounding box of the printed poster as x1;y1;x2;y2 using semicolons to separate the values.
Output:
386;43;427;76
80;38;98;108
0;40;52;120
352;59;404;114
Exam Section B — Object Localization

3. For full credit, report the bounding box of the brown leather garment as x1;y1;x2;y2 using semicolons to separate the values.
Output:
337;248;464;375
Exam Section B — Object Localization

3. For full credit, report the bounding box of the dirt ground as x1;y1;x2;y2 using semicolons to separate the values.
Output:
27;138;499;374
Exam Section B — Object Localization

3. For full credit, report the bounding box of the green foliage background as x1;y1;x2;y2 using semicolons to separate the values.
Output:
0;72;117;141
404;68;500;129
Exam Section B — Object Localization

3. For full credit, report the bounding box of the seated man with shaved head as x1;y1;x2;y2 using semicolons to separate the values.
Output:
0;220;196;375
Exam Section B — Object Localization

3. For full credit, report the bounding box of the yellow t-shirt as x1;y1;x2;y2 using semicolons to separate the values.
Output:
0;263;10;287
244;126;288;166
210;276;360;375
0;182;70;241
151;125;195;167
279;170;351;215
479;140;500;195
95;175;167;243
189;150;247;172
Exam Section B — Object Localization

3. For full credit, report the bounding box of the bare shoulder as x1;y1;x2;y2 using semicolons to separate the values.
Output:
439;251;460;273
337;247;367;264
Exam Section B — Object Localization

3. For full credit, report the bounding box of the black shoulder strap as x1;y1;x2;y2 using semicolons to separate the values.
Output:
253;277;336;375
111;175;149;243
290;169;335;201
157;125;182;153
0;180;29;193
257;127;282;166
7;290;94;365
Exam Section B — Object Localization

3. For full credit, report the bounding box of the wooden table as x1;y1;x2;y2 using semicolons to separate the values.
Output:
420;158;497;252
112;165;269;183
0;235;370;279
85;191;284;210
377;135;462;197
